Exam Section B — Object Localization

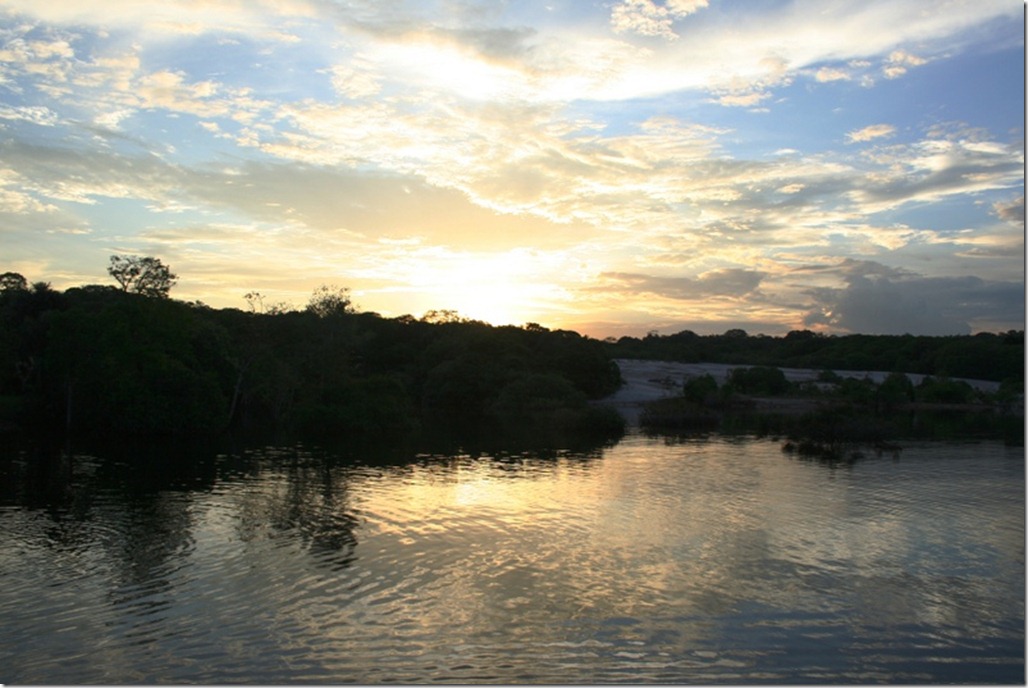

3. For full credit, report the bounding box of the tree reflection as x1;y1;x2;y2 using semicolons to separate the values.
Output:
229;446;360;570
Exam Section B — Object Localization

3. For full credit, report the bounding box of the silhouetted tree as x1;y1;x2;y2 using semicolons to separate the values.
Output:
421;309;465;324
0;271;28;292
307;285;353;318
108;255;177;298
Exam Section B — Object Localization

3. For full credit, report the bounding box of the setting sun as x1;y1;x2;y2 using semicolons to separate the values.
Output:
367;248;571;327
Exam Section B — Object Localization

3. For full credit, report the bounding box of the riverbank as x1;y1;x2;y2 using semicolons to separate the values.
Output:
601;358;1007;428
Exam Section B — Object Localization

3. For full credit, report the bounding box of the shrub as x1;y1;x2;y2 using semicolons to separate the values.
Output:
728;366;790;396
682;373;719;405
916;376;975;405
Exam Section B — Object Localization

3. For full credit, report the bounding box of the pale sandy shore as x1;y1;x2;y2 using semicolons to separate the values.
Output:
601;358;1002;427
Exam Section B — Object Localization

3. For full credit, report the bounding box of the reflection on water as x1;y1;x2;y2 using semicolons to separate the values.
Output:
0;435;1023;684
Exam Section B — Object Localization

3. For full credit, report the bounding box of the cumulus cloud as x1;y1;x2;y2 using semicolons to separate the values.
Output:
610;0;709;40
883;49;927;79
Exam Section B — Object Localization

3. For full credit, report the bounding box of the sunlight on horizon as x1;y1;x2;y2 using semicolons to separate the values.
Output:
365;249;575;328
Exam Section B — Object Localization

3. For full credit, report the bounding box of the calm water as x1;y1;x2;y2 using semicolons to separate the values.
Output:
1;434;1023;684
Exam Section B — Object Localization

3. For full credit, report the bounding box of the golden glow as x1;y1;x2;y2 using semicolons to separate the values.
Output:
398;249;566;327
440;280;527;326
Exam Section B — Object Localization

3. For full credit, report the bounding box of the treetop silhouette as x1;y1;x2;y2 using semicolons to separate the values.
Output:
108;255;177;298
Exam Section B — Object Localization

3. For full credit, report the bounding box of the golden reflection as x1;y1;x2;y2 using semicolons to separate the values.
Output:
173;439;1025;682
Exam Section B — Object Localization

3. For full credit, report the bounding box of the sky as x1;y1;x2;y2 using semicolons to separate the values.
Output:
0;0;1023;338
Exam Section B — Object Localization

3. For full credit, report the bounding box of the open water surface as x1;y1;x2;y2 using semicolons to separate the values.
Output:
0;434;1023;684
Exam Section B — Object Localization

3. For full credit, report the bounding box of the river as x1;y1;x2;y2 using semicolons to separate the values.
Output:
1;433;1023;684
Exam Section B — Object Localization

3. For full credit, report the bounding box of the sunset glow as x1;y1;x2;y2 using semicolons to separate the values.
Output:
0;0;1022;336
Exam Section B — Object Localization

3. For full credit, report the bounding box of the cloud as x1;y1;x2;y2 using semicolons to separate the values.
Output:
194;91;1018;289
814;67;850;83
325;59;381;99
593;0;1019;101
1;125;596;253
993;195;1024;224
0;167;59;214
0;138;184;206
846;124;895;143
0;25;276;135
135;70;225;116
597;269;766;300
0;0;313;40
0;1;1020;335
181;161;596;251
610;0;709;40
883;49;927;79
2;0;1017;110
801;260;1024;335
0;104;58;126
850;136;1024;212
714;90;771;108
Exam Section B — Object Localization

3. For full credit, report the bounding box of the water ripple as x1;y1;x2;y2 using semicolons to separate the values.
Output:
0;437;1022;684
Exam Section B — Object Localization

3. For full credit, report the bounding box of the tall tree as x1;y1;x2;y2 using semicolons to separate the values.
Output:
0;271;28;293
108;255;177;298
307;285;353;318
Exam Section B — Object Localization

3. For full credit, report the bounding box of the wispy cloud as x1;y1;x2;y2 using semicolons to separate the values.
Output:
847;124;896;143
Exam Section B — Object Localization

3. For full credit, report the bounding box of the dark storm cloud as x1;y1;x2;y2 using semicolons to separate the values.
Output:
803;265;1024;335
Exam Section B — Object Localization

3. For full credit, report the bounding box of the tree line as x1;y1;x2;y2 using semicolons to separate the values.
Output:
2;257;1022;447
0;258;623;446
608;327;1024;386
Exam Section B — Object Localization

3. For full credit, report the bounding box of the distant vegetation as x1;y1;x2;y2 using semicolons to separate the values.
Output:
607;327;1024;385
0;259;623;446
609;325;1024;457
640;364;1024;457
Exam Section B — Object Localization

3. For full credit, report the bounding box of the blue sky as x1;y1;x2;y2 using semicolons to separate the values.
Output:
0;0;1023;336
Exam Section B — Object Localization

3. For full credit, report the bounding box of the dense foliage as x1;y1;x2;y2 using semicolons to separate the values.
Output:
0;278;622;443
609;328;1024;385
